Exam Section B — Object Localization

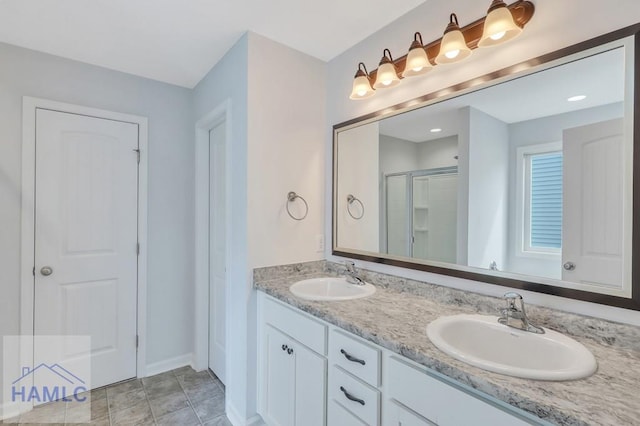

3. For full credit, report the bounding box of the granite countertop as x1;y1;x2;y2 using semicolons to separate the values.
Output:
254;261;640;426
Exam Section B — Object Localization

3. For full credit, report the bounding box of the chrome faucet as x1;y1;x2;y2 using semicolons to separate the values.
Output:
344;261;365;285
497;292;544;334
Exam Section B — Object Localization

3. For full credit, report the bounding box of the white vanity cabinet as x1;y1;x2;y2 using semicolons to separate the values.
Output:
258;296;328;426
257;292;547;426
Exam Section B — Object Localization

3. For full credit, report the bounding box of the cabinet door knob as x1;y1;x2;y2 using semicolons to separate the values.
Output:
281;344;288;351
563;262;576;271
287;348;293;355
340;349;366;365
340;386;365;406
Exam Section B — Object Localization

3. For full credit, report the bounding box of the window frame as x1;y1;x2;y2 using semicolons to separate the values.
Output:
515;142;563;259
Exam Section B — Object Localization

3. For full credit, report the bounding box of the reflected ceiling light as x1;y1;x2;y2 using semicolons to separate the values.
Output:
478;0;523;48
430;128;443;133
435;14;472;65
348;1;535;101
567;95;587;102
402;32;433;78
373;49;401;89
349;62;375;100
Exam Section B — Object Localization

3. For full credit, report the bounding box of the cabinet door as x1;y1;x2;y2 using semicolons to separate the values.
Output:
264;326;296;426
294;343;327;426
386;401;435;426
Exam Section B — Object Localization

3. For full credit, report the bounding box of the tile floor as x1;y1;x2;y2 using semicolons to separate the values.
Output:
2;366;231;425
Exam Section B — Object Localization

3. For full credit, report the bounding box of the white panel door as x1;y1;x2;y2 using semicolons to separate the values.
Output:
34;108;138;389
562;118;624;289
208;121;227;383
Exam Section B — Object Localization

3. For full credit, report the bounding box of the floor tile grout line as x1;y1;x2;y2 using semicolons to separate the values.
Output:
174;370;205;425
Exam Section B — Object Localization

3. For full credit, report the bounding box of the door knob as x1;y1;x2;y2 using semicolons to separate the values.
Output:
40;266;53;276
563;262;576;271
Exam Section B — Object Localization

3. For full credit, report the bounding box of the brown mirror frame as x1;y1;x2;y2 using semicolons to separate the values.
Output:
332;24;640;311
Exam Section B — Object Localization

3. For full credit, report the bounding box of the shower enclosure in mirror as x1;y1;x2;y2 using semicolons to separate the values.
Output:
333;25;640;310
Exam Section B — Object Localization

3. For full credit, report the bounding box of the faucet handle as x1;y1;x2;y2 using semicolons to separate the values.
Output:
503;292;522;308
344;260;355;272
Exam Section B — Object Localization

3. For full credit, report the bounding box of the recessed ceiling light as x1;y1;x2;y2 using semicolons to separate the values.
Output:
430;128;442;133
567;95;587;102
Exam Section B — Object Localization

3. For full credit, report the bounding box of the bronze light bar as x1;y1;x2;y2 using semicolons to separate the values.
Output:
349;0;535;100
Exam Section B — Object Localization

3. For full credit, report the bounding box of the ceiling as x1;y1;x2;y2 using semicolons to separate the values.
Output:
379;46;625;143
0;0;426;88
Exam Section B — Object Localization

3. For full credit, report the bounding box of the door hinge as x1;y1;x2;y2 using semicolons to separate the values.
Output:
136;242;140;255
133;148;140;164
136;335;139;348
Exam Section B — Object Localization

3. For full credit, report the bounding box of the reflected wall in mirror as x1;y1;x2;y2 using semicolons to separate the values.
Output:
333;26;639;309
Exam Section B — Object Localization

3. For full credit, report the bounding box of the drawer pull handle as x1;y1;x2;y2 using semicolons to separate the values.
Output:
340;349;366;365
340;386;365;406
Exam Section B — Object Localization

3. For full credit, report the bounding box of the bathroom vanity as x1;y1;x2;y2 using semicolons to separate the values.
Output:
254;261;640;426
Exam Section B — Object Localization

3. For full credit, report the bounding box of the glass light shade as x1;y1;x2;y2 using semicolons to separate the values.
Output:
435;29;471;64
349;74;375;100
373;62;401;89
402;47;432;77
478;6;522;47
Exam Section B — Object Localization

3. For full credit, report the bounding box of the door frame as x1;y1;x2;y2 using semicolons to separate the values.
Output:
193;99;232;374
20;96;149;380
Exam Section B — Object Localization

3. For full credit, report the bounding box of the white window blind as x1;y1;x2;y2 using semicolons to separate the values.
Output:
529;152;563;249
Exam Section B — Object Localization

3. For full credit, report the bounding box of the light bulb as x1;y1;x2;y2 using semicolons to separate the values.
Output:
435;14;472;65
478;1;522;48
445;50;460;59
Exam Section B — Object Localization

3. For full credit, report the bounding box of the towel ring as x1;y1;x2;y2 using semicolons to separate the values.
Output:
286;191;308;221
347;194;364;220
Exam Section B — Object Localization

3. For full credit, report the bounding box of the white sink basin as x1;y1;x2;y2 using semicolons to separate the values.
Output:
426;314;597;381
289;277;376;301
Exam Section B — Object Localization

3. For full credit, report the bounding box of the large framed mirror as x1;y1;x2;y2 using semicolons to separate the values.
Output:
333;24;640;310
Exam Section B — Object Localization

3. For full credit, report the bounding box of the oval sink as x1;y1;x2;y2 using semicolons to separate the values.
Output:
426;314;597;381
290;277;376;301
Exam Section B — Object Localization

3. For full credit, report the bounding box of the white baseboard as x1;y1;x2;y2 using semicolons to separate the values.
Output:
226;401;264;426
144;353;193;377
0;401;26;421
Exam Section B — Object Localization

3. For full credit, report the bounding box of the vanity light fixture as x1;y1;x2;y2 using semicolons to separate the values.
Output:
402;32;432;77
349;1;535;100
435;14;472;64
567;95;587;102
349;62;376;100
478;0;523;47
373;49;401;89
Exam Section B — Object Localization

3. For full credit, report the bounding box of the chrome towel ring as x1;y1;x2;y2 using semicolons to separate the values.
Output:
286;191;308;221
347;194;364;220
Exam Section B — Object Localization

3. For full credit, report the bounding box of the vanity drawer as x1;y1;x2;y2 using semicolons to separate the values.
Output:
328;400;368;426
263;296;327;355
329;365;380;426
387;356;532;426
330;329;381;387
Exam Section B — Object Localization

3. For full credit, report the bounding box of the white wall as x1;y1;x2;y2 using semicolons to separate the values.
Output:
0;42;195;374
247;33;326;269
506;103;624;278
466;108;509;271
193;34;251;422
336;122;380;252
325;0;640;326
417;136;458;170
379;134;418;174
